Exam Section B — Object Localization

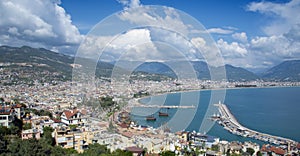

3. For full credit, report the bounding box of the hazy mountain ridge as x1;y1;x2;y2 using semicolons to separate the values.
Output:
134;61;260;81
0;45;299;83
262;60;300;81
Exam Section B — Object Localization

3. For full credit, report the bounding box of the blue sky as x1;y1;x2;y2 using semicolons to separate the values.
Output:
0;0;299;72
61;0;264;36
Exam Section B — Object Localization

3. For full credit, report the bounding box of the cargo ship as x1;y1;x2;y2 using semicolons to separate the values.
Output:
158;111;169;117
146;116;156;121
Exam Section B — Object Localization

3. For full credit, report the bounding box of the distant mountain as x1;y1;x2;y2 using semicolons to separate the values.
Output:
0;46;74;85
223;64;260;81
0;46;173;85
133;61;260;82
2;45;300;83
262;60;300;81
134;62;177;78
0;46;116;85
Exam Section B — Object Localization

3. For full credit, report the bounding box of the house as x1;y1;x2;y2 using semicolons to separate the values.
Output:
12;104;25;119
126;146;144;156
31;116;55;132
242;141;260;155
188;132;219;149
0;100;25;127
21;128;41;140
60;109;87;126
261;144;286;156
0;106;14;127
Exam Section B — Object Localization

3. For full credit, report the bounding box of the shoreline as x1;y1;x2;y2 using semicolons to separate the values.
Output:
135;85;300;103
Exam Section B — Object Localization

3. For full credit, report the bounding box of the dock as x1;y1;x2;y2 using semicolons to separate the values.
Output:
213;102;297;146
132;104;195;109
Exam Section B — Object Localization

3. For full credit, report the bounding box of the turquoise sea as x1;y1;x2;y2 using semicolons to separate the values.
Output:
131;87;300;144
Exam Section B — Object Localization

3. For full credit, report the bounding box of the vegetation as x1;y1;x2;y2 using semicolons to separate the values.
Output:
256;151;263;156
246;148;255;155
133;91;149;98
211;144;219;151
22;123;31;130
27;108;53;119
160;150;175;156
99;97;115;108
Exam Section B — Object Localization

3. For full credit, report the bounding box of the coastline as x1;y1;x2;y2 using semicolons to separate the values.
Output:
135;85;300;104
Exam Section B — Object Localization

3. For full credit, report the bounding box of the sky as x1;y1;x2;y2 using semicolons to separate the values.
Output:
0;0;299;72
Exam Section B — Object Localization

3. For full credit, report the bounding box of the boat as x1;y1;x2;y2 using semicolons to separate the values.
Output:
146;116;156;121
159;111;169;117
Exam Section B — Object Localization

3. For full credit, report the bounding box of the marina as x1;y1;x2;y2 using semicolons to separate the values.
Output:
213;101;297;147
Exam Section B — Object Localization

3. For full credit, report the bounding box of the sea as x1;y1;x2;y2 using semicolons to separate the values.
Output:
131;86;300;144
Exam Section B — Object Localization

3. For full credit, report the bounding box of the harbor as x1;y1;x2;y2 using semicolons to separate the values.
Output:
213;102;297;147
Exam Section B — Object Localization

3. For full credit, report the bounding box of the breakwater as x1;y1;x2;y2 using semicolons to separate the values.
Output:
213;102;297;146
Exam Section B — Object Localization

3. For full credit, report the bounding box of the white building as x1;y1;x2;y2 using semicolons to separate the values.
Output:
61;109;87;126
0;106;14;127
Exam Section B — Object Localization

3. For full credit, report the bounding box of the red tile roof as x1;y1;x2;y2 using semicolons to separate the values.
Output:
126;146;144;153
53;118;61;123
270;146;285;155
0;106;12;115
13;104;23;108
261;145;286;155
63;109;79;119
118;123;129;128
122;131;133;138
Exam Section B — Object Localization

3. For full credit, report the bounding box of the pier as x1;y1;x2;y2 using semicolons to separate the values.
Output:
213;102;297;146
131;104;195;109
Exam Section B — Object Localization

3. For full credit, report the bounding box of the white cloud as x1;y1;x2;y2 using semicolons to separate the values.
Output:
79;29;162;62
240;0;300;70
232;32;248;43
207;28;233;34
117;5;190;36
247;0;300;36
0;0;83;53
117;0;141;9
250;35;298;58
217;39;248;58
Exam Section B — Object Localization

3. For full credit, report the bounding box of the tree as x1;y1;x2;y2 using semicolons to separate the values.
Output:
226;149;231;156
81;143;110;156
9;125;20;135
41;126;54;145
7;138;23;155
211;144;219;151
161;150;176;156
256;151;263;156
0;125;10;135
12;117;23;134
22;123;31;130
111;149;132;156
0;135;7;153
246;148;255;155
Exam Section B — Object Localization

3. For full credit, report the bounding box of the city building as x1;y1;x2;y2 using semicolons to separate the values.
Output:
21;128;41;140
60;109;87;126
12;104;25;119
0;106;14;127
54;126;96;153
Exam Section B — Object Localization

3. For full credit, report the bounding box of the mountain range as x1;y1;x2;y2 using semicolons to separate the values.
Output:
0;45;299;84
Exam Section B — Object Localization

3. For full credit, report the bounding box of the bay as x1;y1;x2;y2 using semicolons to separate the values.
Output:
131;86;300;144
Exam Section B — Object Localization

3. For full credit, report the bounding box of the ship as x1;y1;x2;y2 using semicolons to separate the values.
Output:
158;111;169;117
146;116;156;121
